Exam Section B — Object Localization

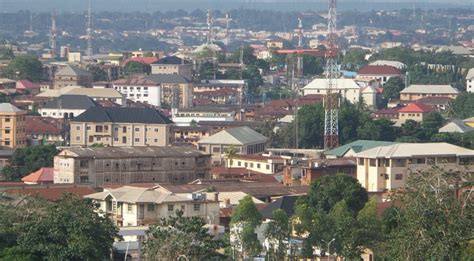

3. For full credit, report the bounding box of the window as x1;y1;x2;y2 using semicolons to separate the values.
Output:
4;130;10;134
123;127;127;133
86;126;91;130
5;118;10;122
79;160;89;168
193;204;201;211
154;128;159;132
369;159;376;167
127;204;133;212
358;158;364;165
250;163;254;168
147;204;155;212
134;138;140;142
135;128;140;131
76;126;80;131
95;125;103;132
168;205;174;211
238;161;241;167
266;164;270;170
212;147;220;153
257;163;261;168
154;139;158;142
4;141;10;146
409;158;425;164
76;136;80;141
80;176;89;183
395;174;403;180
181;205;185;210
122;136;127;143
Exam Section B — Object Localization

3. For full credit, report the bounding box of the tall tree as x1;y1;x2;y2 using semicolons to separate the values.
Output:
231;195;262;259
264;209;289;261
449;93;474;119
86;65;108;81
224;145;239;175
382;77;405;102
123;61;151;75
3;55;44;82
143;210;225;260
2;145;58;181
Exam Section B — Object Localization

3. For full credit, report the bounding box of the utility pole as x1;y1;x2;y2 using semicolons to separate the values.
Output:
323;0;339;150
86;0;93;57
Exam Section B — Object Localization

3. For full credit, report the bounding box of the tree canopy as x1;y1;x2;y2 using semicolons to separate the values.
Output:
3;55;44;82
3;145;58;181
231;195;262;259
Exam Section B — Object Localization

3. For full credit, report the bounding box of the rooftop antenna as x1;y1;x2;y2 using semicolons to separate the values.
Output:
86;0;93;57
50;11;57;58
323;0;339;150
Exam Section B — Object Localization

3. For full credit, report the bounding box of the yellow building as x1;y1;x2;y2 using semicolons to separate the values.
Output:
0;103;27;148
69;107;173;147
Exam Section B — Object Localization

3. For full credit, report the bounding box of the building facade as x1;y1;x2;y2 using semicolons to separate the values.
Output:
69;107;173;147
0;103;27;148
86;186;219;227
400;84;459;102
54;146;211;186
150;56;192;80
355;143;474;193
54;65;93;89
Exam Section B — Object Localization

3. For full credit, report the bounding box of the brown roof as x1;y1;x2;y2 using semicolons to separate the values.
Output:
25;116;62;135
5;186;99;201
21;168;54;183
358;65;402;76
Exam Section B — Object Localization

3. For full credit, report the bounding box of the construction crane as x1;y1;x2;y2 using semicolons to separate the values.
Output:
86;0;93;57
323;0;339;150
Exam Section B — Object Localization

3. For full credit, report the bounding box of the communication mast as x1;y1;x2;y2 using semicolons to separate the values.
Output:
225;12;231;58
323;0;339;150
206;9;213;45
50;11;57;57
86;0;93;57
296;17;304;78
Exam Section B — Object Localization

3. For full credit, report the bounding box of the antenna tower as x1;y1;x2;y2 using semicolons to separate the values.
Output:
225;12;230;58
86;0;93;57
296;17;304;79
50;11;57;57
323;0;339;150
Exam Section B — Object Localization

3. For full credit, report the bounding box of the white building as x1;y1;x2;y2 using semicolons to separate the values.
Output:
466;68;474;93
225;155;285;175
171;107;235;126
38;95;96;119
303;78;363;104
355;143;474;193
37;86;125;106
112;78;161;106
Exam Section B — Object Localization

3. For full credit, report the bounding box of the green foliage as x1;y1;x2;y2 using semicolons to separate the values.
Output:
143;210;225;260
0;48;14;60
382;77;405;102
86;65;108;81
229;45;257;65
449;93;474;119
382;168;473;260
302;55;324;75
199;61;218;80
123;61;151;75
3;55;44;82
231;195;262;258
0;194;119;260
421;111;445;138
265;209;289;261
2;145;58;181
341;49;369;71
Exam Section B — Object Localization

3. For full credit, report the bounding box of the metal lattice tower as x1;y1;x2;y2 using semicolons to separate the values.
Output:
86;0;93;57
50;11;57;57
296;17;304;78
225;12;230;57
323;0;339;150
206;9;213;45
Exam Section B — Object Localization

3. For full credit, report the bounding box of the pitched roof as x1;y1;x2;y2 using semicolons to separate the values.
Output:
260;195;301;219
58;146;207;159
21;168;54;183
303;78;361;90
42;95;97;110
72;107;173;124
123;57;159;65
152;56;188;65
0;103;23;113
85;186;192;204
398;103;433;113
355;142;474;158
112;78;160;86
400;84;459;94
325;140;397;157
439;120;474;133
358;65;401;75
16;80;40;90
55;65;92;77
25;116;62;135
37;86;123;99
5;186;98;201
145;74;189;84
198;126;269;146
369;60;406;69
466;68;474;80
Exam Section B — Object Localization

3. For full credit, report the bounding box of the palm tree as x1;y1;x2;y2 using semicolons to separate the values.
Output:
224;146;239;175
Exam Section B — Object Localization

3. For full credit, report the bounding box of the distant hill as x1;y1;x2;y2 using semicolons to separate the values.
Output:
0;0;470;12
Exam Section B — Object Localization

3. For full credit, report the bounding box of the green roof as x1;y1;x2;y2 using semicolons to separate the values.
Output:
325;140;397;157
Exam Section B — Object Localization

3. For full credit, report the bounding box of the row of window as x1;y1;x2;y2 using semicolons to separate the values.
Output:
361;157;460;167
78;125;161;133
125;203;201;212
83;136;160;143
236;161;271;170
114;86;149;91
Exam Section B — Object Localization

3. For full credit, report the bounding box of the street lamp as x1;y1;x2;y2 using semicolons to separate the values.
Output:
321;238;335;261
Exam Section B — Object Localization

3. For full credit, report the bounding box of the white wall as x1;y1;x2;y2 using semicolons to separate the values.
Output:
39;108;87;119
113;85;161;107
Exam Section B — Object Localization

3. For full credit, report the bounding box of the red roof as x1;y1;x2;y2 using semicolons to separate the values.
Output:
5;186;98;201
25;116;62;135
398;103;433;113
21;167;54;183
358;65;401;76
16;80;40;90
123;57;159;65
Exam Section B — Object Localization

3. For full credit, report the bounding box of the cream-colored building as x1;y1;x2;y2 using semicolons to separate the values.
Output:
226;155;285;175
150;56;192;80
400;84;459;102
85;186;220;227
69;107;173;147
54;65;93;89
37;86;126;106
54;146;211;186
355;143;474;193
0;103;27;148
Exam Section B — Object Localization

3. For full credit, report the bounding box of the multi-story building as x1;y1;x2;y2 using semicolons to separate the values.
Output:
38;95;97;119
397;103;433;124
193;80;246;103
69;107;173;147
283;158;356;186
303;78;365;104
85;186;220;227
54;65;93;89
197;126;269;165
399;84;459;102
37;86;125;106
225;155;285;175
150;56;192;80
355;142;474;193
171;107;235;126
25;116;64;146
112;75;193;108
54;146;211;186
466;68;474;93
0;103;27;148
356;65;402;85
